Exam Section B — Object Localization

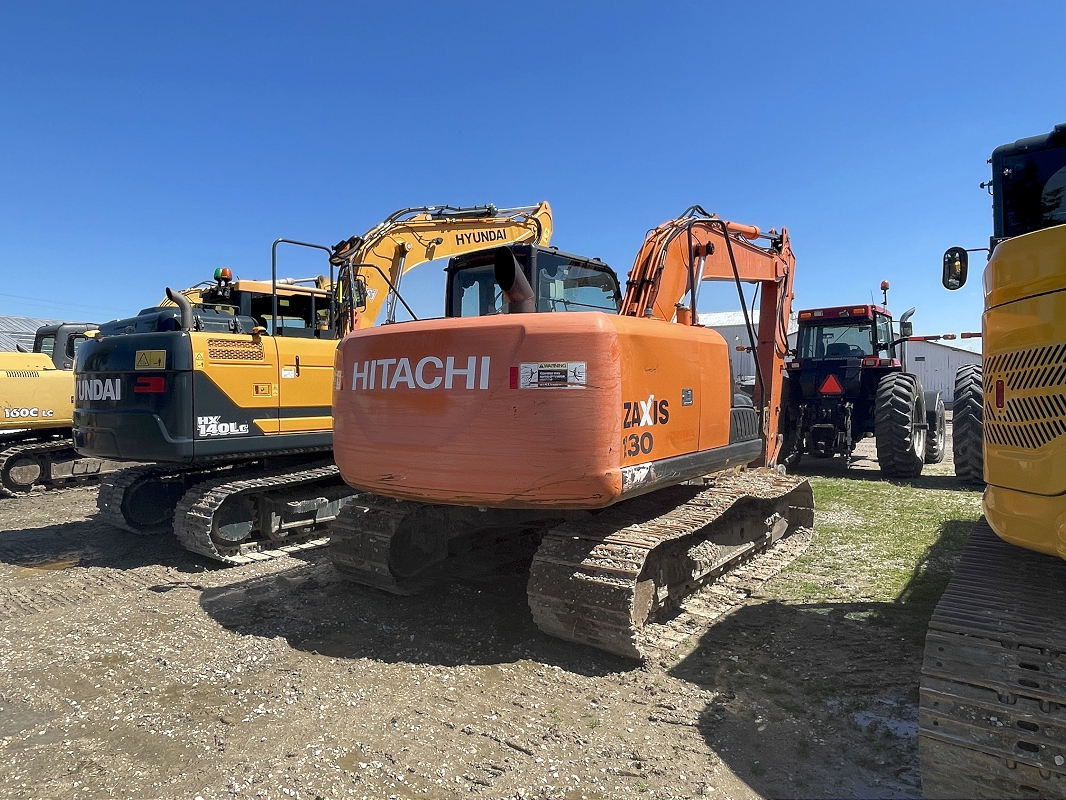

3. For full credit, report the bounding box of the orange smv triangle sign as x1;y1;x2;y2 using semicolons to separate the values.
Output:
819;374;844;395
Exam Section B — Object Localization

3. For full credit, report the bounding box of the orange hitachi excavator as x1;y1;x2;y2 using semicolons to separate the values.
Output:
329;206;814;658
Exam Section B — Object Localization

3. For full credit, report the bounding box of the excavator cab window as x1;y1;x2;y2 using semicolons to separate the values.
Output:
535;252;620;313
446;245;620;318
66;334;88;361
448;247;533;317
452;261;511;317
246;291;330;338
999;147;1066;238
34;334;55;357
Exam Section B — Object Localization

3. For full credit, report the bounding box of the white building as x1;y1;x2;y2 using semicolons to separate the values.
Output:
702;310;981;402
901;339;982;402
700;310;798;384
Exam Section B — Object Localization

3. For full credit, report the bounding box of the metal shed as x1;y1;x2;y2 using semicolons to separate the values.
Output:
902;339;982;402
0;316;65;353
700;310;799;383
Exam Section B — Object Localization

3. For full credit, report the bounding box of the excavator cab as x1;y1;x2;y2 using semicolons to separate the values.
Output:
32;323;96;371
444;244;621;317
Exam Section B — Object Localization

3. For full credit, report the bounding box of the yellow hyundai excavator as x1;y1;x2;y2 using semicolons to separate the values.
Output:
1;322;128;494
74;203;553;563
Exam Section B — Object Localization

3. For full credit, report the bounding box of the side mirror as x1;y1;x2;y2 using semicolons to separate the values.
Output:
351;277;368;311
942;247;968;290
900;321;913;338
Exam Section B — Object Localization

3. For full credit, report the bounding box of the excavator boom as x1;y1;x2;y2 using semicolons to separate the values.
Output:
622;207;796;464
332;202;553;332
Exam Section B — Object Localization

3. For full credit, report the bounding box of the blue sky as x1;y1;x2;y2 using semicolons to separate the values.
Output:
1;2;1064;349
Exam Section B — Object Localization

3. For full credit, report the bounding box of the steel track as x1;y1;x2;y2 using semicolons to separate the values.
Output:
0;435;126;496
920;518;1066;798
527;469;814;659
172;461;355;565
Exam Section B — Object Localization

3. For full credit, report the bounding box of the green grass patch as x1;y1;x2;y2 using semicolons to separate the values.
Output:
768;475;982;641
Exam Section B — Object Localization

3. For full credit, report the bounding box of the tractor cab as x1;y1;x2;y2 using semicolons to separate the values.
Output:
95;270;337;339
789;305;901;406
782;304;930;466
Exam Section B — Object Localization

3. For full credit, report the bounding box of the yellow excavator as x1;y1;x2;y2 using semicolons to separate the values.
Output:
920;123;1066;797
1;322;128;494
74;203;553;563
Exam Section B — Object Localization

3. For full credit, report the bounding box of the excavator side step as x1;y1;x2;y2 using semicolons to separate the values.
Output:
920;519;1066;799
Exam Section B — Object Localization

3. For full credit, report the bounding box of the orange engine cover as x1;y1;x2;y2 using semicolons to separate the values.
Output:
332;313;736;509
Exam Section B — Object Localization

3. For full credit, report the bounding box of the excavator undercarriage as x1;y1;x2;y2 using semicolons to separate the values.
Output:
920;520;1066;798
97;457;357;563
0;431;126;495
331;469;812;659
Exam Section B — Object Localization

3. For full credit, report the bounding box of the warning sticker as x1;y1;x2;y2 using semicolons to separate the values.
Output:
514;361;587;389
135;350;166;370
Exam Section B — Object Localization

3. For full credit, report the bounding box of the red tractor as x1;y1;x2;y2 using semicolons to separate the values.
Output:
780;302;946;477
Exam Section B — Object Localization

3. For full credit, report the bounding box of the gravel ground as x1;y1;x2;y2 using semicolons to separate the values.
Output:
0;426;967;800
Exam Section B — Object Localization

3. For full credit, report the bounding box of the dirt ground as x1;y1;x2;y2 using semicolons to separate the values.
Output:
0;427;971;800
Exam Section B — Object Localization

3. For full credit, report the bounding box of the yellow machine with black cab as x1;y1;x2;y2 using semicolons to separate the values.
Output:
920;123;1066;798
1;322;128;493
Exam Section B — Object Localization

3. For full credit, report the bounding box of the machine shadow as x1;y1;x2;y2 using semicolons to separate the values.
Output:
668;517;975;799
0;510;202;573
199;554;628;676
0;496;324;574
791;459;970;492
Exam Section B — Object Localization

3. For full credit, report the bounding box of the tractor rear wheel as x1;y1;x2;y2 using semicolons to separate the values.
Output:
924;395;947;464
875;373;927;478
779;374;802;469
952;364;984;485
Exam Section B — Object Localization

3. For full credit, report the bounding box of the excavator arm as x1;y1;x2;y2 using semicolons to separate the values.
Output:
621;206;797;465
331;202;553;333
